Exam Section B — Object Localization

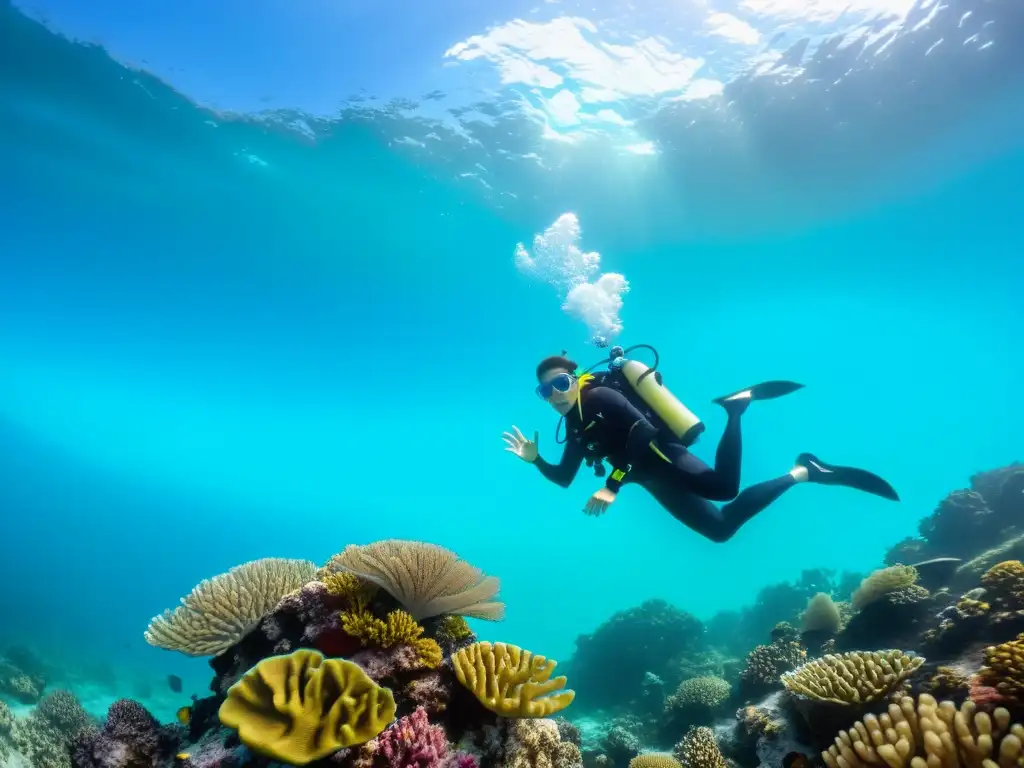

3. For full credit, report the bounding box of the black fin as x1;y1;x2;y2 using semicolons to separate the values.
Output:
713;380;805;406
797;452;900;501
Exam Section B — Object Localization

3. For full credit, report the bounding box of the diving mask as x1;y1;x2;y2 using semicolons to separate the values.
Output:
536;372;575;400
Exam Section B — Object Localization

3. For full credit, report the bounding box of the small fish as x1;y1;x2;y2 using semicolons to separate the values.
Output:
168;674;183;693
783;752;811;768
176;706;192;725
175;753;191;762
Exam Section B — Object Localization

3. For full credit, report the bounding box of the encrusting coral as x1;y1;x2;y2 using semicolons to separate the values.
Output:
452;641;575;717
821;692;1024;768
144;557;318;656
781;650;925;704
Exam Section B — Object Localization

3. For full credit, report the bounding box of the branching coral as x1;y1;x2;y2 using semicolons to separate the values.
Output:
438;616;473;642
374;706;452;768
324;570;379;610
821;693;1024;768
144;557;318;656
851;566;920;611
452;641;575;717
324;540;504;621
782;650;924;704
674;726;727;768
342;608;443;669
503;718;582;768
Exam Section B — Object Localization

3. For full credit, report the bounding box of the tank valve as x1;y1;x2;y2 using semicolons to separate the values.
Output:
608;345;625;370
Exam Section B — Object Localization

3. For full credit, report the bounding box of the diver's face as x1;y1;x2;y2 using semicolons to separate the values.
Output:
536;368;578;415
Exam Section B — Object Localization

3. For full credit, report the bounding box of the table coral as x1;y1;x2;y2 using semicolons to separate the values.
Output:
781;650;924;705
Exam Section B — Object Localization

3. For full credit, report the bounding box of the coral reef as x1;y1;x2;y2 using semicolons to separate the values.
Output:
64;539;579;768
0;689;95;768
7;460;1019;768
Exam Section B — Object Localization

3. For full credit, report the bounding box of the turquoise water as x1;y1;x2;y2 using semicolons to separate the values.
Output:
0;0;1021;727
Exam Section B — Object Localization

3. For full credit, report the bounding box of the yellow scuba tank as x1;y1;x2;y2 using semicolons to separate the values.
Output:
612;346;704;446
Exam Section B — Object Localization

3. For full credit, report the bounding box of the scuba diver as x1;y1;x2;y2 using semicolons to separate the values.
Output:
502;346;899;543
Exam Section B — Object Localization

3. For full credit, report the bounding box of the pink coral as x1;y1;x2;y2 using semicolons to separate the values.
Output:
379;706;450;768
443;753;479;768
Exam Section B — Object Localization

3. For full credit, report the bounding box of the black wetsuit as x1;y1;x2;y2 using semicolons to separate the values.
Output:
533;385;797;542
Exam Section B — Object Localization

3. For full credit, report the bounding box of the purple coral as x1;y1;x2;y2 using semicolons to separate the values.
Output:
379;706;450;768
70;699;177;768
442;753;479;768
276;580;346;643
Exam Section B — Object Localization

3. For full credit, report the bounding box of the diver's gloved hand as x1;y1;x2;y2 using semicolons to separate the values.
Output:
584;487;616;517
502;425;539;463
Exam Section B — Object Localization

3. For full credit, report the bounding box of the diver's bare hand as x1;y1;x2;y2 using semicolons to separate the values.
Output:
584;488;616;516
503;426;538;463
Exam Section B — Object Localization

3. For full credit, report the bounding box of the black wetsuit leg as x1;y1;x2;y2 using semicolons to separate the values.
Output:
666;409;744;501
631;443;798;543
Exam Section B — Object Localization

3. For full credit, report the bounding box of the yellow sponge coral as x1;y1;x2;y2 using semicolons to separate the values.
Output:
340;608;443;669
452;641;575;717
218;648;395;765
